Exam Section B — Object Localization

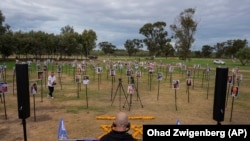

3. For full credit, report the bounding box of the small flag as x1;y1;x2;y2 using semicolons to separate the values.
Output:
58;118;68;139
176;119;180;125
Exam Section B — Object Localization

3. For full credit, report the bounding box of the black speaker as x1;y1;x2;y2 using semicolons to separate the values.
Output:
16;64;30;119
213;67;228;122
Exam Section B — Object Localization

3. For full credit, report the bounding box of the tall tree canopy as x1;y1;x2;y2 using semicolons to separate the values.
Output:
0;10;12;59
170;8;198;60
98;41;116;55
201;45;213;58
58;25;79;59
0;10;8;35
224;39;248;57
80;29;97;59
236;47;250;66
124;39;143;56
213;39;248;58
139;21;170;57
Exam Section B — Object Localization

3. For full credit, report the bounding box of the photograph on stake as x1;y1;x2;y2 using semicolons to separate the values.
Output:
96;67;102;74
83;75;90;85
43;65;47;72
127;84;134;95
57;65;62;73
0;82;8;93
30;82;37;95
148;67;153;74
110;69;116;77
169;66;174;73
75;75;81;83
227;75;233;84
37;71;44;80
172;80;180;89
231;86;239;97
236;74;243;84
186;78;192;86
136;70;142;78
187;70;192;77
157;72;163;81
77;65;82;74
126;69;132;77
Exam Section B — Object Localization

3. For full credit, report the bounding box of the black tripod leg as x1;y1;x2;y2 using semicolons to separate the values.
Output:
134;85;143;108
111;83;121;106
121;84;130;108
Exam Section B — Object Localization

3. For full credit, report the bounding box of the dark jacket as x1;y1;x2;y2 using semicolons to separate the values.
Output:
100;130;136;141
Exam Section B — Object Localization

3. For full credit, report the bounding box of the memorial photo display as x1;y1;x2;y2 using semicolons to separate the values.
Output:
231;86;239;97
127;84;134;94
0;82;8;93
75;75;81;83
157;72;162;81
172;80;180;89
186;79;192;86
110;69;116;76
37;71;44;80
83;75;90;85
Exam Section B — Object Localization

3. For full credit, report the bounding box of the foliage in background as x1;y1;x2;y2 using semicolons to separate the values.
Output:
0;10;249;65
139;21;172;57
236;47;250;66
170;8;198;61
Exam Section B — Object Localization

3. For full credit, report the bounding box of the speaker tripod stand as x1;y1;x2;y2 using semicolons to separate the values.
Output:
111;78;129;110
123;76;143;111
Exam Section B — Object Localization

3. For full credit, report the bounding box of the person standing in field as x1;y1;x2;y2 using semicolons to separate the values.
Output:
48;71;56;99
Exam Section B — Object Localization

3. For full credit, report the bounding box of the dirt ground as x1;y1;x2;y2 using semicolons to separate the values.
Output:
0;60;250;141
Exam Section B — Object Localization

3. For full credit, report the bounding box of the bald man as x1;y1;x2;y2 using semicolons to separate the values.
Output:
100;112;136;141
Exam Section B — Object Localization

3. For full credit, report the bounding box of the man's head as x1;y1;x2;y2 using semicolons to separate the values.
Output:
113;112;130;132
51;71;54;76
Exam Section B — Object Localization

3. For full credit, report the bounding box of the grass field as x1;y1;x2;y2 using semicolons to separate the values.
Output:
0;56;249;141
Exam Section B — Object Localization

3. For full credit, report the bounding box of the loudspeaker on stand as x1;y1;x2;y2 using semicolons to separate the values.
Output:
16;64;30;119
213;67;228;124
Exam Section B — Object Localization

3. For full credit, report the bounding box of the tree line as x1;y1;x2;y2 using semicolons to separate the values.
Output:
0;8;249;65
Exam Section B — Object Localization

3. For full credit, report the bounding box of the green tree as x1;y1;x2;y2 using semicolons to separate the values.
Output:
27;30;49;60
214;42;226;58
139;21;170;57
0;10;13;60
201;45;213;58
124;39;143;56
13;32;34;59
235;47;250;66
98;41;116;55
193;50;202;58
224;39;248;58
0;31;14;59
170;8;198;60
80;29;97;59
58;25;78;59
44;33;59;59
161;42;175;57
12;31;24;59
60;25;74;34
0;10;8;35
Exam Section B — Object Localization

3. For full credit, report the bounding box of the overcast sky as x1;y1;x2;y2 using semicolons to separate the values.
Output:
1;0;249;51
